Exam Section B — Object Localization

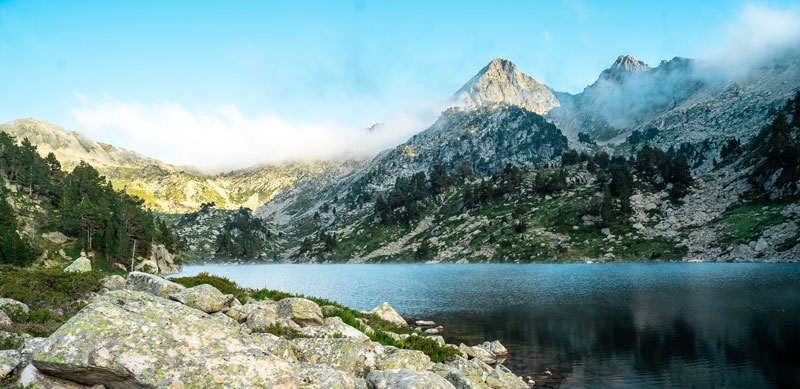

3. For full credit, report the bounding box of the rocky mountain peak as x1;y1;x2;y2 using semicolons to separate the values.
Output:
600;55;651;81
452;58;560;115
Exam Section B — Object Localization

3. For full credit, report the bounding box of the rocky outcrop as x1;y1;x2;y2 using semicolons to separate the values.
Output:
63;257;91;273
124;271;185;298
168;284;229;313
369;302;408;327
150;243;181;275
367;368;456;389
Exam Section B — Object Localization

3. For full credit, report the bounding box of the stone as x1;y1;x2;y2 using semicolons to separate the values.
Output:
0;297;29;321
63;256;91;273
601;228;611;236
441;367;489;389
150;243;181;275
428;335;446;347
300;316;370;341
458;343;476;359
32;290;354;388
247;333;298;362
0;310;10;326
416;320;436;327
19;363;89;388
424;328;441;335
471;345;497;365
444;356;492;380
226;300;275;323
294;338;377;378
0;349;22;377
485;367;528;389
644;203;658;211
367;368;456;389
243;303;282;332
278;297;324;327
210;311;238;327
369;302;408;327
169;284;228;313
755;237;768;252
125;271;185;298
134;257;159;274
42;231;69;244
100;275;126;292
375;348;431;371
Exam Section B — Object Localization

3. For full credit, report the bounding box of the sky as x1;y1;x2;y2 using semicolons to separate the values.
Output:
1;0;799;169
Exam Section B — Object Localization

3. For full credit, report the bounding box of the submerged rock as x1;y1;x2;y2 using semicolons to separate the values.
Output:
63;257;91;273
125;271;185;298
369;302;408;327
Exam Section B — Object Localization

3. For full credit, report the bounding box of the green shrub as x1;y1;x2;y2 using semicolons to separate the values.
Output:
170;272;248;303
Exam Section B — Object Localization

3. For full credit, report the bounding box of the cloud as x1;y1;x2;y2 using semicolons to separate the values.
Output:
70;96;442;171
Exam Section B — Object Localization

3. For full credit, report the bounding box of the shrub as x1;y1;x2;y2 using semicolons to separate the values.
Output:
171;272;248;302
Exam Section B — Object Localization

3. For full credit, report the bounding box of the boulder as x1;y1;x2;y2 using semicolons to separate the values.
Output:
299;316;370;341
471;341;507;365
471;346;497;365
125;271;185;298
100;275;126;292
0;310;10;326
32;289;354;388
243;303;284;332
367;368;456;389
169;284;228;313
63;257;91;273
247;333;298;362
428;335;446;347
0;349;22;377
133;257;159;274
375;348;431;371
416;320;436;327
485;367;527;389
294;338;377;378
444;355;492;380
150;243;181;275
278;297;324;327
458;343;476;359
42;231;69;244
19;363;90;388
369;302;408;327
0;297;30;321
226;300;276;323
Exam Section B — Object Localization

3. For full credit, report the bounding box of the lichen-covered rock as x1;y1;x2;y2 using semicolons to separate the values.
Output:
0;310;10;326
471;341;508;365
444;355;492;380
169;284;228;313
278;297;324;327
369;302;408;327
458;343;476;359
150;243;181;275
225;300;274;323
471;346;497;365
32;290;354;388
367;368;456;389
0;349;22;377
243;303;284;332
441;368;490;389
375;348;431;371
294;338;377;378
299;316;370;341
0;297;29;321
42;231;69;244
18;336;48;368
100;275;126;292
485;367;527;389
210;311;238;327
248;333;298;362
125;271;185;298
63;256;91;273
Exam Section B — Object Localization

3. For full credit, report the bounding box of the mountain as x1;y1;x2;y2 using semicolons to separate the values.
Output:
0;119;358;213
453;58;560;115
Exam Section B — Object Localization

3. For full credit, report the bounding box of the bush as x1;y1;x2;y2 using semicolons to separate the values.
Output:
171;272;248;302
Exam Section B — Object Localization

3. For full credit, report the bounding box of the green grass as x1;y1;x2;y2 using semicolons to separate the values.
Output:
171;272;249;303
719;200;790;245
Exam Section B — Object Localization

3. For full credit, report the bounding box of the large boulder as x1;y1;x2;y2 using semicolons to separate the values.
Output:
485;367;527;389
278;297;324;327
19;363;90;388
0;310;10;325
169;284;228;313
471;341;508;365
0;297;29;321
125;271;185;298
63;257;91;273
100;275;126;292
375;348;432;371
367;368;456;389
32;289;355;388
369;302;408;327
42;231;69;244
298;316;370;341
294;338;377;378
247;333;298;362
150;243;181;275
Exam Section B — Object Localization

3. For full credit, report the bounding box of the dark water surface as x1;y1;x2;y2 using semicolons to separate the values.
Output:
173;263;800;388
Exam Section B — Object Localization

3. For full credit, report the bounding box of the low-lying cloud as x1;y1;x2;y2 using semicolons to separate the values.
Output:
70;96;443;171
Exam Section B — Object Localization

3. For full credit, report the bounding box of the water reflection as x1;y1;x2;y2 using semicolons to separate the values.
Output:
174;263;800;388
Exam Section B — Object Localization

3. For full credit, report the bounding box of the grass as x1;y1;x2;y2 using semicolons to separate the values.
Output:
0;266;104;336
171;272;249;303
719;199;790;245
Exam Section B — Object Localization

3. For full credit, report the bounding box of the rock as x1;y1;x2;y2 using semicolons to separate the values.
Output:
644;203;658;211
150;243;181;275
294;338;377;378
0;297;29;321
486;341;508;359
42;231;69;244
0;349;22;377
369;302;408;327
455;258;469;264
32;290;354;388
247;333;298;362
444;355;492;380
376;348;432;371
243;302;283;332
0;310;11;325
226;300;275;323
298;316;370;341
458;343;476;359
321;304;338;316
134;257;159;274
210;311;238;327
278;297;324;327
601;228;611;236
100;275;126;292
19;336;47;367
755;237;768;252
368;368;456;389
169;284;228;313
63;256;91;273
486;367;528;389
416;320;436;327
471;345;497;365
428;335;446;347
424;328;441;335
19;363;90;388
125;271;185;298
442;368;489;389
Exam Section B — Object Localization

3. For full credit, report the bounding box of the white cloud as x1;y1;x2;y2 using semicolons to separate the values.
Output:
69;96;442;171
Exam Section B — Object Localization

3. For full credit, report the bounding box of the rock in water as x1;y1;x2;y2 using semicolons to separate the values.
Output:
169;284;228;313
63;257;91;273
367;368;456;389
369;302;408;327
277;297;324;327
32;289;354;388
125;271;185;298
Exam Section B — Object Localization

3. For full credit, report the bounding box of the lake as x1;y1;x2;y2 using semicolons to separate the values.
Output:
172;263;800;388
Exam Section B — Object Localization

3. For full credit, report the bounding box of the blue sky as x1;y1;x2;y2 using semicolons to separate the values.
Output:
0;0;798;168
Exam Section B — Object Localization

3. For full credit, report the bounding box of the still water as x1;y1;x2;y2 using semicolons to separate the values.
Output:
173;263;800;388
